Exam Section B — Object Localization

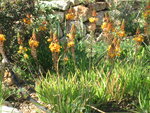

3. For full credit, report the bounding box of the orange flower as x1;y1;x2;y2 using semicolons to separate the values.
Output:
64;57;69;62
108;38;121;58
0;34;6;41
101;22;107;30
23;14;32;24
133;35;144;43
108;44;116;58
65;13;75;20
29;39;39;48
23;18;31;24
67;41;75;48
67;33;75;40
143;10;150;18
117;31;126;37
49;43;61;53
24;53;29;59
39;26;47;31
47;38;53;42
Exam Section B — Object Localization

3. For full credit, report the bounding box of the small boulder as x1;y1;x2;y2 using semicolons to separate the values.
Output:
65;0;80;5
54;11;65;23
73;5;90;22
0;106;22;113
39;0;70;11
66;21;87;36
91;2;108;11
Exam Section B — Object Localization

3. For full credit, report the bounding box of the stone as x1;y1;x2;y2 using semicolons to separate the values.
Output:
3;101;12;107
73;5;90;22
109;10;121;19
54;11;65;23
65;0;80;5
0;106;22;113
66;21;87;36
91;2;108;11
39;0;70;11
96;11;106;25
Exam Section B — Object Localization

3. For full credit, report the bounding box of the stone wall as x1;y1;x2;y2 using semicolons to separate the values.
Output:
39;0;108;38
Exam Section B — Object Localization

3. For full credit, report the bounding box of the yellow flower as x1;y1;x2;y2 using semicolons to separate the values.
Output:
101;22;107;30
29;39;39;48
0;34;6;41
24;54;29;59
67;41;75;48
89;17;98;23
49;43;61;53
143;10;150;18
18;46;28;54
65;13;75;20
133;35;144;43
107;39;121;58
19;45;24;50
64;57;69;62
39;26;47;31
17;50;22;54
23;47;27;52
108;45;115;58
117;31;126;37
67;33;75;40
47;38;53;42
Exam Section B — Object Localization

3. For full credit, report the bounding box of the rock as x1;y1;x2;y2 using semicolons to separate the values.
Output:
39;0;70;11
108;10;121;19
3;101;12;107
65;0;80;5
91;2;108;11
54;11;65;23
66;21;87;36
73;5;90;22
96;0;106;2
0;106;22;113
3;70;14;86
96;11;106;25
108;10;122;26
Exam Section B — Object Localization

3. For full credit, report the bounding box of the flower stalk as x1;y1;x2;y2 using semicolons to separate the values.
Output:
48;31;61;75
29;29;39;60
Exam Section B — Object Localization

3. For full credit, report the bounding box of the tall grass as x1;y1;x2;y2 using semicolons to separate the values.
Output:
36;43;150;112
